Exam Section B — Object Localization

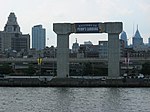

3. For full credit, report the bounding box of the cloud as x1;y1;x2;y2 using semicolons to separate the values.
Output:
0;0;150;46
138;0;150;12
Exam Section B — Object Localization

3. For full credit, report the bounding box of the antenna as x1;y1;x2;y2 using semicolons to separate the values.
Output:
75;38;77;43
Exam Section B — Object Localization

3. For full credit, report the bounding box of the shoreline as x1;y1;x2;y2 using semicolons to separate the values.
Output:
0;77;150;87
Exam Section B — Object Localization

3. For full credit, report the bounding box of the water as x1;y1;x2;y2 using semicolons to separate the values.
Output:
0;87;150;112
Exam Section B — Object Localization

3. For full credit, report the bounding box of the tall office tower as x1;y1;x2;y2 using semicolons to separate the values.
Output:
0;12;30;52
120;31;128;48
32;25;46;50
132;26;143;48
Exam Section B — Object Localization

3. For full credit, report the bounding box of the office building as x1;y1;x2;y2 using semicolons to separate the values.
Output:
0;12;30;52
32;25;46;50
99;40;125;58
72;38;79;53
99;41;108;58
120;31;128;48
132;26;144;51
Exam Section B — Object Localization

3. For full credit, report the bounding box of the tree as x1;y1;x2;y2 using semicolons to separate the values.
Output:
141;62;150;75
0;63;14;74
83;62;93;76
23;64;36;75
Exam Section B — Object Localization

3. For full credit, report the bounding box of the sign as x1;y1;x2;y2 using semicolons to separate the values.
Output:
75;23;100;33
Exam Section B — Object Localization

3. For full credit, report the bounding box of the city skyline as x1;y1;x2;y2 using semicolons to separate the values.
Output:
0;0;150;47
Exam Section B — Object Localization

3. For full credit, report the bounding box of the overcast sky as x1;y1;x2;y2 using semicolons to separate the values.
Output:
0;0;150;47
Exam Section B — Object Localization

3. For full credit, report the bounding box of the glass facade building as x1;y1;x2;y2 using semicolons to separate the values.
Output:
32;25;46;50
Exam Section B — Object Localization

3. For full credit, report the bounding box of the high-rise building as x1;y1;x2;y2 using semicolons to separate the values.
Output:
0;12;30;52
120;31;128;48
99;40;125;58
32;25;46;50
132;26;143;47
132;26;146;51
99;41;108;58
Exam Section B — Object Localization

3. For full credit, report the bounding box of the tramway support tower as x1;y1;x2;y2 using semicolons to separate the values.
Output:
53;22;123;78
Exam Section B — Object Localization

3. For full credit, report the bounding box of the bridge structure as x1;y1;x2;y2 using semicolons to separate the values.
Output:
53;22;123;78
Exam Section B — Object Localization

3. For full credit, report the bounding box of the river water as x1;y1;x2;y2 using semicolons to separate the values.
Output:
0;87;150;112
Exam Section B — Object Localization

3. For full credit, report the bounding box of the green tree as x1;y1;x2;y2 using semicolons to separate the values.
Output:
141;62;150;75
83;62;92;76
23;65;36;75
0;63;13;74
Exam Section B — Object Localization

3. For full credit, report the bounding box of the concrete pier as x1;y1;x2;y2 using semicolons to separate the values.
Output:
105;22;122;78
53;23;72;77
53;22;122;78
108;33;120;77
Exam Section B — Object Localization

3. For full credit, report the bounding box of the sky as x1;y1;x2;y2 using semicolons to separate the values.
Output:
0;0;150;48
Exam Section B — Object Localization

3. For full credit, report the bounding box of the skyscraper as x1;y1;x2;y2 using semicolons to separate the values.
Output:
132;26;143;47
0;12;30;52
120;31;128;48
32;25;46;50
132;25;144;51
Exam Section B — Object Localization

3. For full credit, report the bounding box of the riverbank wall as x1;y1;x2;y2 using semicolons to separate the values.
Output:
0;77;150;87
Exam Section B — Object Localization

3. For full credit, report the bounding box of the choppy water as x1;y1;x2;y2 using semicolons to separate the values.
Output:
0;87;150;112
